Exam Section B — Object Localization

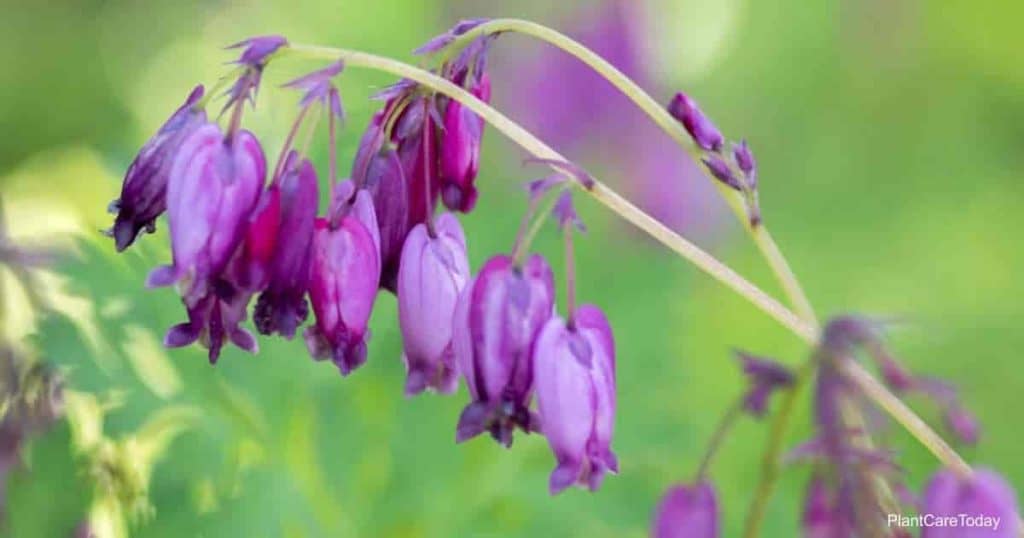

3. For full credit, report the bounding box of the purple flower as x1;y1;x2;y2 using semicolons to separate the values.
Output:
283;60;345;115
736;351;794;417
651;481;719;538
702;156;742;191
228;183;281;292
146;123;266;307
254;153;319;339
304;185;381;376
667;92;724;152
108;85;206;251
533;305;618;494
397;213;470;396
802;476;851;538
452;253;555;446
922;468;1020;538
413;19;489;55
440;73;491;213
945;406;980;445
732;140;757;189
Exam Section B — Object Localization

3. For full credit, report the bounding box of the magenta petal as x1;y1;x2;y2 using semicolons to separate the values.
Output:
922;468;1020;538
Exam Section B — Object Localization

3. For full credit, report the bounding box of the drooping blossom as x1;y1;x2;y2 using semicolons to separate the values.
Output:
107;85;206;251
253;153;319;339
452;253;554;446
651;481;719;538
922;468;1020;538
439;73;491;213
533;305;618;494
304;182;381;376
223;35;288;112
145;123;265;306
397;213;470;395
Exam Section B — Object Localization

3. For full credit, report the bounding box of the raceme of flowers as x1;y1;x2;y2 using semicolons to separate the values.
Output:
106;27;615;496
103;20;1022;536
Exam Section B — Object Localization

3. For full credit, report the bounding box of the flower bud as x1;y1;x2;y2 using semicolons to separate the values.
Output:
533;305;618;494
702;156;742;191
944;405;980;445
108;85;206;251
652;481;719;538
667;92;723;152
922;468;1020;538
452;253;554;446
254;154;319;338
440;73;491;213
732;140;757;189
397;213;470;395
146;124;266;307
304;187;381;376
736;351;794;417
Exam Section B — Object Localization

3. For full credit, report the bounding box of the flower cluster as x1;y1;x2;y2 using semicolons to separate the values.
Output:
108;24;617;495
667;93;761;226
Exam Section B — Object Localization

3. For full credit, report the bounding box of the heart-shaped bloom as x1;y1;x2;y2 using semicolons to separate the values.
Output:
452;253;554;446
397;213;470;396
652;481;720;538
922;468;1020;538
108;85;206;251
254;153;319;339
533;304;618;494
440;73;490;213
146;124;266;307
304;186;381;376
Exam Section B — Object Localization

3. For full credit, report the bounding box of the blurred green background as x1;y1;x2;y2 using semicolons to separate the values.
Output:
1;0;1022;536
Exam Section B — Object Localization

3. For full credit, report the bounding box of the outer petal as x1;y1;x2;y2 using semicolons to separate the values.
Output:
922;468;1020;538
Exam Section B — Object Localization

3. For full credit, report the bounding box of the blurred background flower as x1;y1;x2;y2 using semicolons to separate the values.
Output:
1;0;1022;536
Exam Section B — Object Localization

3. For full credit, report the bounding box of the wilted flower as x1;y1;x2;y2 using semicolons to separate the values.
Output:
533;305;618;494
667;92;723;153
922;468;1020;538
452;253;555;446
651;481;719;538
163;284;258;363
304;183;381;376
253;153;319;339
736;351;794;417
397;213;470;396
440;73;491;213
223;35;288;111
108;85;206;251
146;123;266;307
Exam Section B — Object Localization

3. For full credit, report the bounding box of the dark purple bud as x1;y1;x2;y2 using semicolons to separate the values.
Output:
283;61;345;114
802;476;851;538
702;156;742;191
945;406;980;445
736;351;795;417
533;305;617;494
254;155;319;339
922;468;1020;538
304;188;381;376
413;19;489;55
146;123;265;307
228;35;288;67
397;213;470;396
652;481;719;538
667;92;723;152
108;85;206;251
452;253;555;446
440;73;490;213
732;140;757;189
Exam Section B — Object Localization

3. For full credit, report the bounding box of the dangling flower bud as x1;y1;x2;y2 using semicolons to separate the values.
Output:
533;305;618;494
146;123;265;307
736;351;794;417
254;153;319;338
667;92;723;152
732;139;757;189
922;468;1020;538
108;85;206;251
452;253;554;446
440;73;491;213
944;406;980;445
652;481;720;538
304;183;381;376
397;213;470;395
